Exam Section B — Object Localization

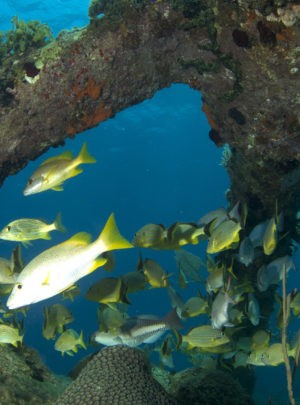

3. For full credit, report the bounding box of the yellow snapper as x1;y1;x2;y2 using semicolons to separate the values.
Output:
143;258;171;288
248;343;296;367
0;213;66;243
85;276;130;305
166;222;206;248
251;330;271;350
121;271;147;294
0;284;14;297
97;304;128;332
55;329;86;356
132;223;166;248
181;296;209;319
181;325;230;349
42;303;74;340
290;291;300;317
263;217;277;255
6;213;133;309
0;245;24;284
0;258;17;284
0;323;23;347
263;343;296;366
23;143;96;195
206;219;241;254
61;284;80;301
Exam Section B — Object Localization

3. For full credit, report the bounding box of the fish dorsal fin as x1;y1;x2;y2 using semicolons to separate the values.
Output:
65;232;92;246
41;151;73;166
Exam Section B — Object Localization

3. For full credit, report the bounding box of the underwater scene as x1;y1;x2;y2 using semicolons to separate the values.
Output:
0;1;300;404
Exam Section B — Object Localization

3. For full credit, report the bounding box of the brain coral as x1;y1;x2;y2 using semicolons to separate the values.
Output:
57;345;177;404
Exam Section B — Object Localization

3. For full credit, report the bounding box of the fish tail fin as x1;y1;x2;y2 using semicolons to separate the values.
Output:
97;213;133;252
78;330;87;350
54;212;67;233
163;308;183;330
76;143;96;165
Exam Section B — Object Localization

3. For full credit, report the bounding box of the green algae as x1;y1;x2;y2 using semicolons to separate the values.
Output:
0;16;52;60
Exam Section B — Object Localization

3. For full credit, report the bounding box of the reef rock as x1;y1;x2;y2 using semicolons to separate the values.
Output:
0;344;69;404
0;0;299;219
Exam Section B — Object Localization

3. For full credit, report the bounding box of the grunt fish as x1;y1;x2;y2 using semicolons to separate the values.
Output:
23;143;96;195
0;213;66;243
55;329;86;356
182;325;230;349
6;214;133;309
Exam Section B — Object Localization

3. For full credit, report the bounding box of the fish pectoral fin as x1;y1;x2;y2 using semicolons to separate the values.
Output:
51;185;64;191
42;272;51;286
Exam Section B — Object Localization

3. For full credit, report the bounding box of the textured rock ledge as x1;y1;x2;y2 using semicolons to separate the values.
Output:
0;0;299;219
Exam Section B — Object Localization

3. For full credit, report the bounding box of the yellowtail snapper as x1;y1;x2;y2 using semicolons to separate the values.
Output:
7;213;133;309
23;142;96;195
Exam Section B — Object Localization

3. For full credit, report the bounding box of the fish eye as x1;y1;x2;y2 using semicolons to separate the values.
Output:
27;178;33;185
17;284;23;289
7;225;11;231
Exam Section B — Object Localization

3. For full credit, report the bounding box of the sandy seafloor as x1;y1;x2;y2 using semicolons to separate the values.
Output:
1;1;300;403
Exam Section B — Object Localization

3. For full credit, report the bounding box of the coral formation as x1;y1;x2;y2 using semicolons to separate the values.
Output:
57;345;176;404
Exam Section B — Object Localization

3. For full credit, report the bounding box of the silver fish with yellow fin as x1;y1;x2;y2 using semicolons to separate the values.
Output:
0;213;66;243
23;143;96;195
211;289;234;329
7;213;133;309
93;308;182;347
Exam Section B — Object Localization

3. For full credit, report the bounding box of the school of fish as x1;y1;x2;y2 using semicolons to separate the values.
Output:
0;143;299;380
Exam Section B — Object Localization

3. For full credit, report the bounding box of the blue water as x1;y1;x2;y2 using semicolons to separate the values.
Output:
0;79;228;373
1;2;299;403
